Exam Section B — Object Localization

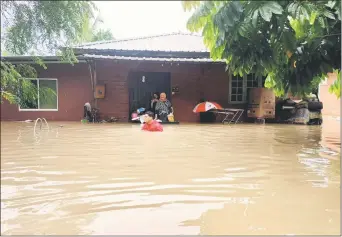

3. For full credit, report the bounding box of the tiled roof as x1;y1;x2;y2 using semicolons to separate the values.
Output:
83;54;225;63
74;32;209;53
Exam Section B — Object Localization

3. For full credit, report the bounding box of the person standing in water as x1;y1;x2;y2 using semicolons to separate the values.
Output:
142;111;163;132
155;92;173;122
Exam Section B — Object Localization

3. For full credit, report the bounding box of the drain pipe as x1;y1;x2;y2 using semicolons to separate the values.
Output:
87;59;94;93
86;59;96;108
93;60;98;109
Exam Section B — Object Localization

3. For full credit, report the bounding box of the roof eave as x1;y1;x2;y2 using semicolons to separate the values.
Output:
1;55;88;64
83;54;226;64
73;48;211;59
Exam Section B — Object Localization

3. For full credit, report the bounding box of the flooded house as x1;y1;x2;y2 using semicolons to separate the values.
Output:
0;32;275;122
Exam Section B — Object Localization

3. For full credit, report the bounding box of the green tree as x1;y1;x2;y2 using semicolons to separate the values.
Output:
183;1;341;98
1;62;56;106
81;14;114;42
90;29;114;42
329;70;341;98
1;1;96;105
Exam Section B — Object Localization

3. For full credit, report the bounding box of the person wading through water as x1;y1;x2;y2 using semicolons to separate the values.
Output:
142;111;163;132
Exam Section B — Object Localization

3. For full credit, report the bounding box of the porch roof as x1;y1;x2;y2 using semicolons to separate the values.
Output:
0;54;226;64
83;54;225;64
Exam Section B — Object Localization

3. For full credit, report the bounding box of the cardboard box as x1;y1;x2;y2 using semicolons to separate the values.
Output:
247;88;275;119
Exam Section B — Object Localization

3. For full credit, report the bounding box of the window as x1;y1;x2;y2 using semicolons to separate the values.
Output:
19;78;58;111
229;74;264;103
246;74;259;89
230;75;244;103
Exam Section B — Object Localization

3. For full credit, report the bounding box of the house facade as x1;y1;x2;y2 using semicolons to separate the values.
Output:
1;33;268;122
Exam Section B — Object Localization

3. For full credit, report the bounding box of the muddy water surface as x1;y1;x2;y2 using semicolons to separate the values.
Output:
1;121;340;235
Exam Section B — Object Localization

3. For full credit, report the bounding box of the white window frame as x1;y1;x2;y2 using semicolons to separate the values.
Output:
19;78;59;112
229;74;263;104
228;74;245;104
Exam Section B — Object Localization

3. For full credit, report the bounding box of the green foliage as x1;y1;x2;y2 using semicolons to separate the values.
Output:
81;14;114;43
181;1;201;12
1;1;95;55
1;1;100;105
1;62;57;107
90;29;114;42
184;0;341;97
329;70;341;98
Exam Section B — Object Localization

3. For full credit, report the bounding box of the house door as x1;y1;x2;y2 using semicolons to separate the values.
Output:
128;71;171;118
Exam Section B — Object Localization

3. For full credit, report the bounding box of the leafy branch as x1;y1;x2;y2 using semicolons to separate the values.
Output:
184;0;341;98
1;1;113;106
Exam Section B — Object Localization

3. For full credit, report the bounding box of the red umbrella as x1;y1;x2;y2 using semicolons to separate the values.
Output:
193;101;223;113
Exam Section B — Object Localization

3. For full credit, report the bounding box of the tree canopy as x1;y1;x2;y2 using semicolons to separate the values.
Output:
329;70;341;98
1;1;113;105
1;1;95;56
81;14;114;43
183;0;341;97
90;29;114;42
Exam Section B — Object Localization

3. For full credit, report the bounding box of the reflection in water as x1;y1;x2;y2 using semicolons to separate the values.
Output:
1;121;340;235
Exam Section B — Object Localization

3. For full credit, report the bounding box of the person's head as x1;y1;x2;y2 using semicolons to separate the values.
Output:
144;111;154;124
153;92;160;99
160;92;167;101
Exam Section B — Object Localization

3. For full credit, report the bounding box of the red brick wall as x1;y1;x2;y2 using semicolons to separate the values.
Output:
95;60;131;121
172;63;231;122
1;63;93;121
319;72;340;117
1;60;232;122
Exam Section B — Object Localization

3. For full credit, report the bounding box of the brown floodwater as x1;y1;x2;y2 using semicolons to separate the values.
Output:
1;119;340;235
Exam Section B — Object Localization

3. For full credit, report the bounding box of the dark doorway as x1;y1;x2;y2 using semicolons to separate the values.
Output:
128;71;171;118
